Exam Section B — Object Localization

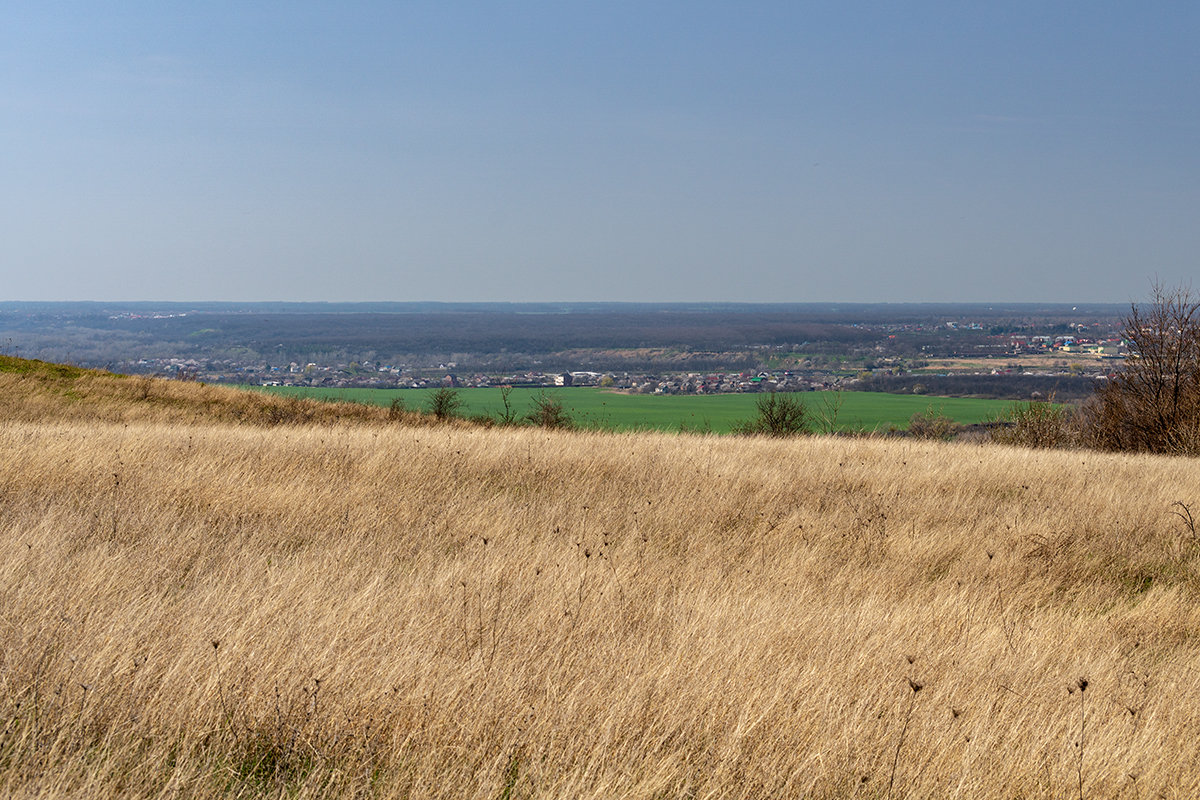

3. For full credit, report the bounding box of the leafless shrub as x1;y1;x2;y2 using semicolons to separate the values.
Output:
1086;282;1200;454
907;406;959;440
427;387;462;420
731;391;808;436
524;391;574;429
815;389;845;434
991;395;1081;448
494;385;520;426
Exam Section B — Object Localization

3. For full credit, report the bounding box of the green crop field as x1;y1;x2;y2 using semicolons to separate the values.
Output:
247;386;1016;434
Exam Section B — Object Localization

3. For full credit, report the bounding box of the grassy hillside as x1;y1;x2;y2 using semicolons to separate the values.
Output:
0;355;421;427
2;359;1200;797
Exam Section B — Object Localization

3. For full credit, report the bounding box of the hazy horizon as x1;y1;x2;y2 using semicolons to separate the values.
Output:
0;299;1134;312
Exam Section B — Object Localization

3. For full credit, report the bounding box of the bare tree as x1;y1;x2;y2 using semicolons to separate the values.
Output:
494;385;520;426
1087;283;1200;453
815;389;845;434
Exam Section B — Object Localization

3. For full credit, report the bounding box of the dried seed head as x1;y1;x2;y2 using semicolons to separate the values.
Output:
905;654;916;664
907;678;924;693
211;640;220;651
1077;677;1089;692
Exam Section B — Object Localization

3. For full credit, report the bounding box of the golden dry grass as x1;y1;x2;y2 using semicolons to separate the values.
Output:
0;355;438;428
3;365;1200;797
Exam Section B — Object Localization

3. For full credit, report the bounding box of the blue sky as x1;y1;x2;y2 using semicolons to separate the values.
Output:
3;2;1197;302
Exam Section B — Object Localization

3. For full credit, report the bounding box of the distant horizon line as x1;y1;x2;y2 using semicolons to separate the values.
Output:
0;299;1134;309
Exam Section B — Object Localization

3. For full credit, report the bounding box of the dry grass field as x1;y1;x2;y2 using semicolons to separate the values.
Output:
3;359;1200;798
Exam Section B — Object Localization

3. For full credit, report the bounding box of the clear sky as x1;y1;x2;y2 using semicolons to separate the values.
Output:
3;2;1197;303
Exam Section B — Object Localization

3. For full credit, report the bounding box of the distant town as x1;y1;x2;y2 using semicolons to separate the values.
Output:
120;325;1127;399
0;302;1129;401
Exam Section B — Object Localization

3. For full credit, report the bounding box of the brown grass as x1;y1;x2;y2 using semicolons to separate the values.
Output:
3;362;1200;797
0;355;443;428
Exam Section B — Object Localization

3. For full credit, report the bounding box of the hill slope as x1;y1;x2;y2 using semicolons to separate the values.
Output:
0;355;419;426
2;358;1200;798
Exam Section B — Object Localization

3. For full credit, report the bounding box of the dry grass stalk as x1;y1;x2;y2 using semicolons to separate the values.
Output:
1;361;1200;797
